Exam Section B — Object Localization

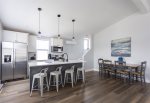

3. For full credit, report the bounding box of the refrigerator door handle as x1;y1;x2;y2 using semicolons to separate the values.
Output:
13;49;15;69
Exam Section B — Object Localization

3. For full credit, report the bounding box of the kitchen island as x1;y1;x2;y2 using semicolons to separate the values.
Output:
28;60;84;91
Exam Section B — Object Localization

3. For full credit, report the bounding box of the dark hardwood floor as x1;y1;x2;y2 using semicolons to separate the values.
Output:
0;71;150;103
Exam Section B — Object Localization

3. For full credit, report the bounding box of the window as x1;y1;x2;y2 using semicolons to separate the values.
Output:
84;38;90;50
36;39;49;60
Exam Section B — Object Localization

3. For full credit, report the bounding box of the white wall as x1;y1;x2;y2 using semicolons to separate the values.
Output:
63;36;84;60
94;12;150;82
63;35;94;70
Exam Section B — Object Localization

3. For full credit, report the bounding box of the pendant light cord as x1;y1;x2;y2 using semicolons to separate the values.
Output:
57;14;61;37
72;19;75;39
39;10;41;33
58;16;60;36
38;8;42;34
73;20;74;36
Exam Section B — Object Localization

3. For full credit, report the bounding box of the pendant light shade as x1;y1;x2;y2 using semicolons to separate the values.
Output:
57;14;61;39
72;19;75;41
38;8;42;34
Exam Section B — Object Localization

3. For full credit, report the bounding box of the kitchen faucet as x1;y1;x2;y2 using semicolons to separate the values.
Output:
62;53;68;62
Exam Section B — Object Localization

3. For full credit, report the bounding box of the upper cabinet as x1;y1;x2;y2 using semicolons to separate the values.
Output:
2;30;16;42
16;32;28;43
28;35;37;52
2;30;28;43
50;38;63;47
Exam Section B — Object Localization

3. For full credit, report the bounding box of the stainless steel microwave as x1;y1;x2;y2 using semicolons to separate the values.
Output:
51;46;63;53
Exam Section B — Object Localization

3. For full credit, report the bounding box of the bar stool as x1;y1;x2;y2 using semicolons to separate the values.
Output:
30;68;49;97
49;66;63;92
64;65;76;88
76;67;85;83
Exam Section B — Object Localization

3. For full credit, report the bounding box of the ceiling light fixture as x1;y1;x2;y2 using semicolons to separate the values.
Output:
57;14;61;39
38;8;42;34
72;19;75;41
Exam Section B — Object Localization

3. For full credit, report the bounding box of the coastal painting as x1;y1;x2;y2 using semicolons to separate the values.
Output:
111;37;131;57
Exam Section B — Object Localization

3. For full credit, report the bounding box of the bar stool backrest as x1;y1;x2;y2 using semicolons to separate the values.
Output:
71;65;75;71
40;68;48;75
56;66;63;73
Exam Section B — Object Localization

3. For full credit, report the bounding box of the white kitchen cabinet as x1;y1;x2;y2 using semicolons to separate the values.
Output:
16;32;28;43
3;30;16;42
50;38;63;47
28;35;37;52
57;39;63;47
2;30;28;43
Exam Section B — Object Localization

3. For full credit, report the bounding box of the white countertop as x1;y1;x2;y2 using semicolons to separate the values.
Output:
28;60;85;68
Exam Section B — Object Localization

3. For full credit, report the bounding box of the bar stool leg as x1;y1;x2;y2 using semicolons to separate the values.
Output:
46;76;49;91
30;77;35;96
71;72;74;88
40;77;43;97
56;75;59;92
49;75;51;88
82;70;85;83
64;73;67;86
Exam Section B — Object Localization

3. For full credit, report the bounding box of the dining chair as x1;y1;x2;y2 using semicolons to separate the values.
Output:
98;58;103;77
115;61;129;82
103;60;112;77
131;61;147;85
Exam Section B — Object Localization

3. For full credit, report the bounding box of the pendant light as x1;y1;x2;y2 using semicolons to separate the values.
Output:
38;8;42;34
57;14;61;39
72;19;75;41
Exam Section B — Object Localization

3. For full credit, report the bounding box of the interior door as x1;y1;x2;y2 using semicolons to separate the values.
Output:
14;43;27;79
2;42;14;81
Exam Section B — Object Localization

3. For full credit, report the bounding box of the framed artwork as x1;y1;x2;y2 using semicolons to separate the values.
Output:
111;37;131;57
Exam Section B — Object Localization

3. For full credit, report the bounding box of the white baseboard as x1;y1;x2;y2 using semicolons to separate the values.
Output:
85;68;99;72
85;69;94;72
93;68;99;71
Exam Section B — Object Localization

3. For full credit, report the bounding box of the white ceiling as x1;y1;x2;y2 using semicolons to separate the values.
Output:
0;0;138;38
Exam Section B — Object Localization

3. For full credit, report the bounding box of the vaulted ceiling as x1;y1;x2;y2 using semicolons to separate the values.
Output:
0;0;138;38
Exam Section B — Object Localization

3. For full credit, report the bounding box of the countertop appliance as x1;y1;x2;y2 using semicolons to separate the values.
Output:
2;42;27;81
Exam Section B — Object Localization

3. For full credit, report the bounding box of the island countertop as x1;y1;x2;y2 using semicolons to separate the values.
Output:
28;60;85;68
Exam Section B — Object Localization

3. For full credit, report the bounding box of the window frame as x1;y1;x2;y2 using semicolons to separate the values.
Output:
84;37;90;50
36;38;49;60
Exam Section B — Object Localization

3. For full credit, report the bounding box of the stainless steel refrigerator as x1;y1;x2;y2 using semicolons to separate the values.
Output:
2;42;27;81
